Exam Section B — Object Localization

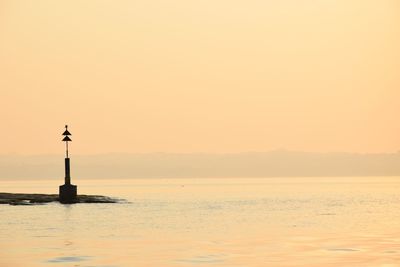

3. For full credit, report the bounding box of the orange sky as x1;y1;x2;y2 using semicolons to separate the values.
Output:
0;0;399;155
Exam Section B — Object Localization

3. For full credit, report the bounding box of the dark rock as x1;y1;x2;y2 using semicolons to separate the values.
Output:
0;192;121;205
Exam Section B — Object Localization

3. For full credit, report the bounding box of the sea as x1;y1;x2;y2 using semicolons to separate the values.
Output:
1;177;400;267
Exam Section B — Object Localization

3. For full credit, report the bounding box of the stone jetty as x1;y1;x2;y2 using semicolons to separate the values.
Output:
0;192;120;205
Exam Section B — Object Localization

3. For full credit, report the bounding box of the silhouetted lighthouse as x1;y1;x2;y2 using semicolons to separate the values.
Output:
59;125;78;203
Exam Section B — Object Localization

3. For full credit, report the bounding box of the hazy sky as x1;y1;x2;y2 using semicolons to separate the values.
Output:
1;0;399;155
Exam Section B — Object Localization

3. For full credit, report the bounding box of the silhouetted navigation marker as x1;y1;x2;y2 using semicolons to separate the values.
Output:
59;125;78;204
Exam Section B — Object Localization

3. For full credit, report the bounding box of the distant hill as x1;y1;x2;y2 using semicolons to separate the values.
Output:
1;151;400;179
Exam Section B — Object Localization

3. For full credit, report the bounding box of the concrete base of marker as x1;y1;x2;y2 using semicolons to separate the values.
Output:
59;184;78;204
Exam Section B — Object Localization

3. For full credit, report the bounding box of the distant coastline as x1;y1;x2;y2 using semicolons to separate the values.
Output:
1;151;399;179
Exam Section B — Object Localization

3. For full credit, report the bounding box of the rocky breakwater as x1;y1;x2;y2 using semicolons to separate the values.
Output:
0;192;120;205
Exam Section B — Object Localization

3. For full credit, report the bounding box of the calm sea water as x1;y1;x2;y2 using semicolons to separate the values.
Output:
1;177;400;267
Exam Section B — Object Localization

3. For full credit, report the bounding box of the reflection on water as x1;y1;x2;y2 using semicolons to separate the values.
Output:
47;256;90;263
1;177;400;266
176;254;226;264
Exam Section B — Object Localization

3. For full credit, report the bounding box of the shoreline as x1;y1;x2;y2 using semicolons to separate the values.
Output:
0;192;120;205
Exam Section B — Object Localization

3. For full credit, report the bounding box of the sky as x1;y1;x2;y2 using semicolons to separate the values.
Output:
2;152;400;179
0;0;399;155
